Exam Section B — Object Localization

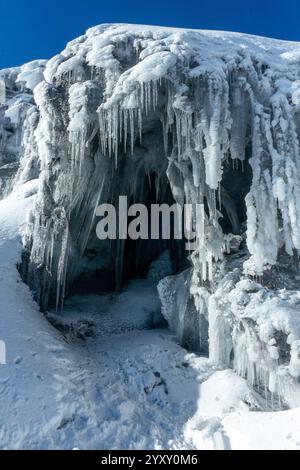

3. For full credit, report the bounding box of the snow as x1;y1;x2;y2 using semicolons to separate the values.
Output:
222;407;300;450
16;60;46;91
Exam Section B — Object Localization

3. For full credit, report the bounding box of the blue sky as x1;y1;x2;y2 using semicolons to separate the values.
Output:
0;0;300;68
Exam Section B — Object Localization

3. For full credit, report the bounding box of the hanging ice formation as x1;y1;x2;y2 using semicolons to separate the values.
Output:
0;61;46;198
2;24;300;406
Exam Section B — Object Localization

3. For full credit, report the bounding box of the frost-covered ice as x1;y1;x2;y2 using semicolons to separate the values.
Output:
1;23;300;449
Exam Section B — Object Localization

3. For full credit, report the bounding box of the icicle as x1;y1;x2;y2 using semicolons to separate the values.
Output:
56;218;69;312
161;117;168;155
138;108;142;144
140;81;144;112
129;108;134;155
218;181;222;211
124;109;128;153
155;173;160;202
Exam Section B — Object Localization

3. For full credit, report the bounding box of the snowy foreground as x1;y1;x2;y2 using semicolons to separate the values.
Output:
2;23;300;449
0;185;299;450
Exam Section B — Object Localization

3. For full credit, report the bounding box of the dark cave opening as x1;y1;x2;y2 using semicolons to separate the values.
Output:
69;148;253;298
44;98;254;306
70;170;188;296
122;172;188;282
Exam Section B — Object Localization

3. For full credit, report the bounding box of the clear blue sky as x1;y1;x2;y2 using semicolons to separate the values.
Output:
1;0;300;68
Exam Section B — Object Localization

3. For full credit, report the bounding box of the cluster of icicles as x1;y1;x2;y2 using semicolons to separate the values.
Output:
26;47;300;310
93;68;300;278
69;75;233;291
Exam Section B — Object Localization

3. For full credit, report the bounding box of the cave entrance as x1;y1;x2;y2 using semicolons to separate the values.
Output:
122;172;186;283
70;135;253;298
71;170;188;296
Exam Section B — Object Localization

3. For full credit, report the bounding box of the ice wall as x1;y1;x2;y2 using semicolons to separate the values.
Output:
207;247;300;409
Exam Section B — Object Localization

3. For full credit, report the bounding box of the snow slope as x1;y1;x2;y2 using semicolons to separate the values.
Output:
0;183;300;449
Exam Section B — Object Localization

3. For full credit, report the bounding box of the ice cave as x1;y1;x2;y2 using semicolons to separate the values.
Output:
1;23;300;448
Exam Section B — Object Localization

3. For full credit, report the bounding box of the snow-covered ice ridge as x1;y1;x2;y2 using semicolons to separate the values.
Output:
2;24;300;410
